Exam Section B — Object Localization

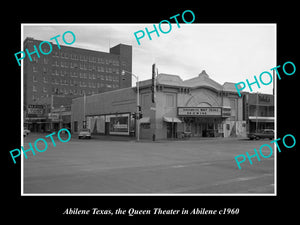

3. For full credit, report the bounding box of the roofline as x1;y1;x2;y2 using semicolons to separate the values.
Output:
24;37;131;56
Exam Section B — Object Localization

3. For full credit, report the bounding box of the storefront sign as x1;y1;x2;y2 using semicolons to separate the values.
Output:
27;105;44;116
222;107;231;117
109;114;129;135
48;113;60;122
177;107;222;116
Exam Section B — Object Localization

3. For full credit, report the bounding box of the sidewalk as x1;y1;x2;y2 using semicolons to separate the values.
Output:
24;132;248;143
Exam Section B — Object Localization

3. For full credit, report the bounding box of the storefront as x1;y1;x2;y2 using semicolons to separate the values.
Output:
86;113;134;136
244;93;275;133
177;107;231;137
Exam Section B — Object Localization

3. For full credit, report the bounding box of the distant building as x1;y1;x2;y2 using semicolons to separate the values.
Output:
243;93;274;133
23;37;132;132
71;70;247;139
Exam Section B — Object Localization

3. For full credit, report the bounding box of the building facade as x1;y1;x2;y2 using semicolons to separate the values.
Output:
71;70;247;139
23;37;132;132
243;93;274;133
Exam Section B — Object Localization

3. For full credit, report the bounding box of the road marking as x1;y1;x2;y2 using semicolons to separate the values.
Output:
171;165;185;168
214;173;274;186
170;162;212;169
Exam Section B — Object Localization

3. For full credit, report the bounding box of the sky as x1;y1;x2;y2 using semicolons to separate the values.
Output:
23;23;276;94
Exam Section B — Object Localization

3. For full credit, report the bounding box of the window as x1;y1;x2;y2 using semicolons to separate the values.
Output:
166;94;176;107
142;94;150;107
33;76;37;82
53;51;59;57
32;55;38;63
33;85;37;92
74;121;78;132
32;94;38;101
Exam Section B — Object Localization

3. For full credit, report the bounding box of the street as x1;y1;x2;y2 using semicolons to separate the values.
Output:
23;134;275;194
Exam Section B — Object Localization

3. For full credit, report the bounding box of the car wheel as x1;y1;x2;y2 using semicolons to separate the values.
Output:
78;136;81;139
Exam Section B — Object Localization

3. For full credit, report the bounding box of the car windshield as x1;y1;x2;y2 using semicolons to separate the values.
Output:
264;130;273;134
81;129;90;132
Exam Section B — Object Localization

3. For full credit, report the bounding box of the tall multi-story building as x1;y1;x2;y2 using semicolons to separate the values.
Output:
23;37;132;132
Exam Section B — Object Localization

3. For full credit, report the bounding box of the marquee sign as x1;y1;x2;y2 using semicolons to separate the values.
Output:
177;107;222;116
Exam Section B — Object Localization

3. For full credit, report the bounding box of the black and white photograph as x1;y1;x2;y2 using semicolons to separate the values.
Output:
5;5;298;222
21;23;276;195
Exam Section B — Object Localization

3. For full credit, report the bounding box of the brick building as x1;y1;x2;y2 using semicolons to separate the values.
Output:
23;37;132;132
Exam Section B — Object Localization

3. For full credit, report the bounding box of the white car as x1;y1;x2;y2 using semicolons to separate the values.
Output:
24;129;31;137
78;128;91;139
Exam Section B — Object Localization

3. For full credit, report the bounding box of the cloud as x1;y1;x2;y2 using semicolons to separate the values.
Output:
22;23;275;94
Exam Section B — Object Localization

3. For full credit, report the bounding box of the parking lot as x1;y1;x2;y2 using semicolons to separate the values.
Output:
23;133;275;194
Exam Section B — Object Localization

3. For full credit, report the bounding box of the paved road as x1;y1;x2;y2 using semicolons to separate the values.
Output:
23;133;275;194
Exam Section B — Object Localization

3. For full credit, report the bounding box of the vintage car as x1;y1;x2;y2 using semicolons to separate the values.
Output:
24;129;31;137
78;128;91;139
247;129;274;140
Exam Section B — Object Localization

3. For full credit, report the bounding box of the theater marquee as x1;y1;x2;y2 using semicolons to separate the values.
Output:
177;107;222;116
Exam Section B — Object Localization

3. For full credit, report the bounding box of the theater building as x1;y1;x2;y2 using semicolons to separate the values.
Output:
71;70;246;139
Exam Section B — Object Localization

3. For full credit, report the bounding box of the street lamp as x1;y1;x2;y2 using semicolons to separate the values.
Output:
60;105;64;130
121;70;140;141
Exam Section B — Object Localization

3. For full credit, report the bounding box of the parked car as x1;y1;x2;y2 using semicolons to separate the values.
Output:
24;129;31;137
247;129;274;140
78;128;91;139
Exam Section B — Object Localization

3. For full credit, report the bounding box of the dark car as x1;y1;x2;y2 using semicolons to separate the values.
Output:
247;129;274;140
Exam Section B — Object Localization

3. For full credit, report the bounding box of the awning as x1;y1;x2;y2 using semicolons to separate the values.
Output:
249;116;274;122
163;116;182;123
139;117;150;124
